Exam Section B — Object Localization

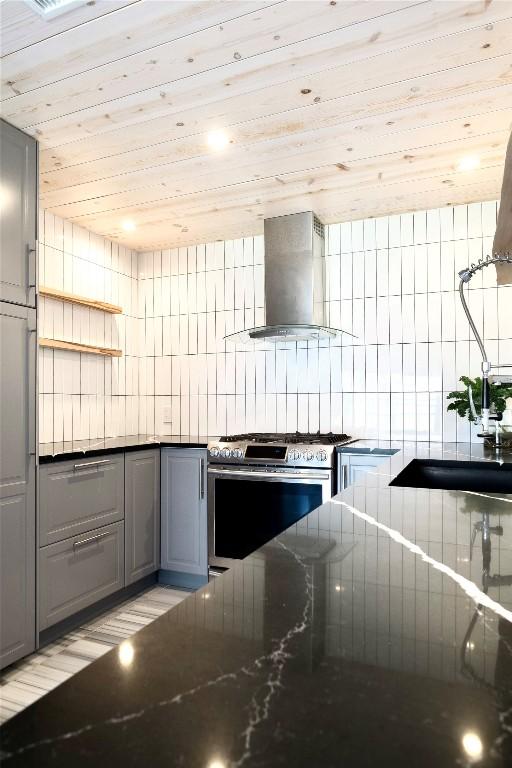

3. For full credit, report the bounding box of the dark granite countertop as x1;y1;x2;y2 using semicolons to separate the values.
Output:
336;438;510;458
2;442;512;766
39;434;212;463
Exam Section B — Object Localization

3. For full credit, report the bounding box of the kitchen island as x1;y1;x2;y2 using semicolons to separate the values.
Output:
1;442;511;766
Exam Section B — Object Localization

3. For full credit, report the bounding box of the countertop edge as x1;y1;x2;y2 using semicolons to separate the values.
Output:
38;435;211;463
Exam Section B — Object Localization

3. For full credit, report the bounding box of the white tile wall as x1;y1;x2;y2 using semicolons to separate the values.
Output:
38;211;140;443
41;200;507;443
138;200;507;443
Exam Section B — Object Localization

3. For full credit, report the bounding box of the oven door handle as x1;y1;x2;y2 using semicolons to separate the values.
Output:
207;468;331;482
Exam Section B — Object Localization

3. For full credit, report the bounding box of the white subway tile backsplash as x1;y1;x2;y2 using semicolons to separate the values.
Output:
400;213;414;248
439;207;453;243
352;253;365;298
453;205;468;241
365;346;378;392
428;343;443;392
388;215;401;249
390;392;403;439
414;294;429;343
402;393;417;441
43;201;503;444
377;346;390;393
351;220;364;252
39;213;140;442
374;217;388;250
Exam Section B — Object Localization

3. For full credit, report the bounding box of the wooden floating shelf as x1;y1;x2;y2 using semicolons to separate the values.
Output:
39;338;122;357
39;286;122;315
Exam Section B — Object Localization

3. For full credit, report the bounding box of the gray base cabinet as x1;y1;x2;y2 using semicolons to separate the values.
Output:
337;451;396;492
0;302;36;669
37;448;162;636
160;448;207;585
125;449;160;585
39;521;125;631
39;454;124;546
38;452;125;632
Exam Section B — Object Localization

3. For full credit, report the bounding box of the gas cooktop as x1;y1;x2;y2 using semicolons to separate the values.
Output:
219;431;353;445
209;432;357;468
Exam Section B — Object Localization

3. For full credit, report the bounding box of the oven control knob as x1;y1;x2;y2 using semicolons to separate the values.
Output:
305;450;314;461
233;449;244;459
221;448;232;459
290;449;302;461
210;447;220;458
316;450;327;462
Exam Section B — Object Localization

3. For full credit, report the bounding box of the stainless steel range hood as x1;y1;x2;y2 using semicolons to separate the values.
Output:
225;211;354;343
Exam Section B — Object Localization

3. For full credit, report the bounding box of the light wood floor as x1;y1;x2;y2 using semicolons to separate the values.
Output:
0;585;187;725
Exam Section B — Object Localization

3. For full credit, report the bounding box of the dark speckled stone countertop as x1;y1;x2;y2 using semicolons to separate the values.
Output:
39;434;212;463
2;441;512;766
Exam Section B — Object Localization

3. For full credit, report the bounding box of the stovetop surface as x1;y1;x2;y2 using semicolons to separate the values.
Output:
219;431;352;445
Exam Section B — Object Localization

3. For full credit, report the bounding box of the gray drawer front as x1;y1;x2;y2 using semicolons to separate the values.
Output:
39;521;124;630
39;454;124;545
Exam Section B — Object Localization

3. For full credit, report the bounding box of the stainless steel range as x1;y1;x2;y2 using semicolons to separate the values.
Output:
207;432;356;570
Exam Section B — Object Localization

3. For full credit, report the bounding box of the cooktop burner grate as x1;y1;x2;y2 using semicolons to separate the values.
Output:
219;431;352;445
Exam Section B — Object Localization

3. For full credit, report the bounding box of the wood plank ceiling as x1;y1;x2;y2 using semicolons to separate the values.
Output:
1;0;511;251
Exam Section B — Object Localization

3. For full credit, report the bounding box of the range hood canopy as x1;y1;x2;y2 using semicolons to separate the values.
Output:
225;211;354;344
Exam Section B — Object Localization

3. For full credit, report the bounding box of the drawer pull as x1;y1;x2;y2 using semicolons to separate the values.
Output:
73;459;111;471
73;533;107;549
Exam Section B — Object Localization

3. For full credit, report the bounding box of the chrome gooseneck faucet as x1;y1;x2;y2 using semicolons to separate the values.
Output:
458;252;512;446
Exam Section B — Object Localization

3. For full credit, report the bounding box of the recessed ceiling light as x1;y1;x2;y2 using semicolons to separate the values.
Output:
121;219;136;232
207;129;229;151
457;155;480;172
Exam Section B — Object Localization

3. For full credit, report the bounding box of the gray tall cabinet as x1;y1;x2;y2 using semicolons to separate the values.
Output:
0;120;37;308
0;119;38;669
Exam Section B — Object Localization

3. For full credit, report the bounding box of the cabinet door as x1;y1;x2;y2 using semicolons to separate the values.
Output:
0;120;37;308
39;453;124;546
0;302;36;668
161;448;207;583
39;521;124;631
125;449;160;585
338;454;387;491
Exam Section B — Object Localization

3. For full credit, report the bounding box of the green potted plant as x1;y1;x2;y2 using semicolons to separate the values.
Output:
446;376;512;446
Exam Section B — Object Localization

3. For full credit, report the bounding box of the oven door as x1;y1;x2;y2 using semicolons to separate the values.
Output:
208;466;332;569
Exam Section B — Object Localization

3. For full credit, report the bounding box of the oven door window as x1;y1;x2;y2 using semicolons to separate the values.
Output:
213;476;323;560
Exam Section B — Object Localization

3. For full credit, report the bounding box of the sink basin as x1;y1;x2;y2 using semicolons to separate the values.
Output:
389;459;512;494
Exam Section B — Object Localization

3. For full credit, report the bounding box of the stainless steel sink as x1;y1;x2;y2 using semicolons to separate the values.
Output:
389;459;512;494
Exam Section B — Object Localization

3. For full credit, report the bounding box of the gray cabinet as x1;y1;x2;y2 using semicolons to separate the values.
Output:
338;451;394;492
39;521;124;631
0;120;37;308
125;449;160;585
0;302;36;668
160;448;207;588
39;454;124;546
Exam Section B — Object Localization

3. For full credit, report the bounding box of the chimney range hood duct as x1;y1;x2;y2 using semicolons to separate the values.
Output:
225;211;354;343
